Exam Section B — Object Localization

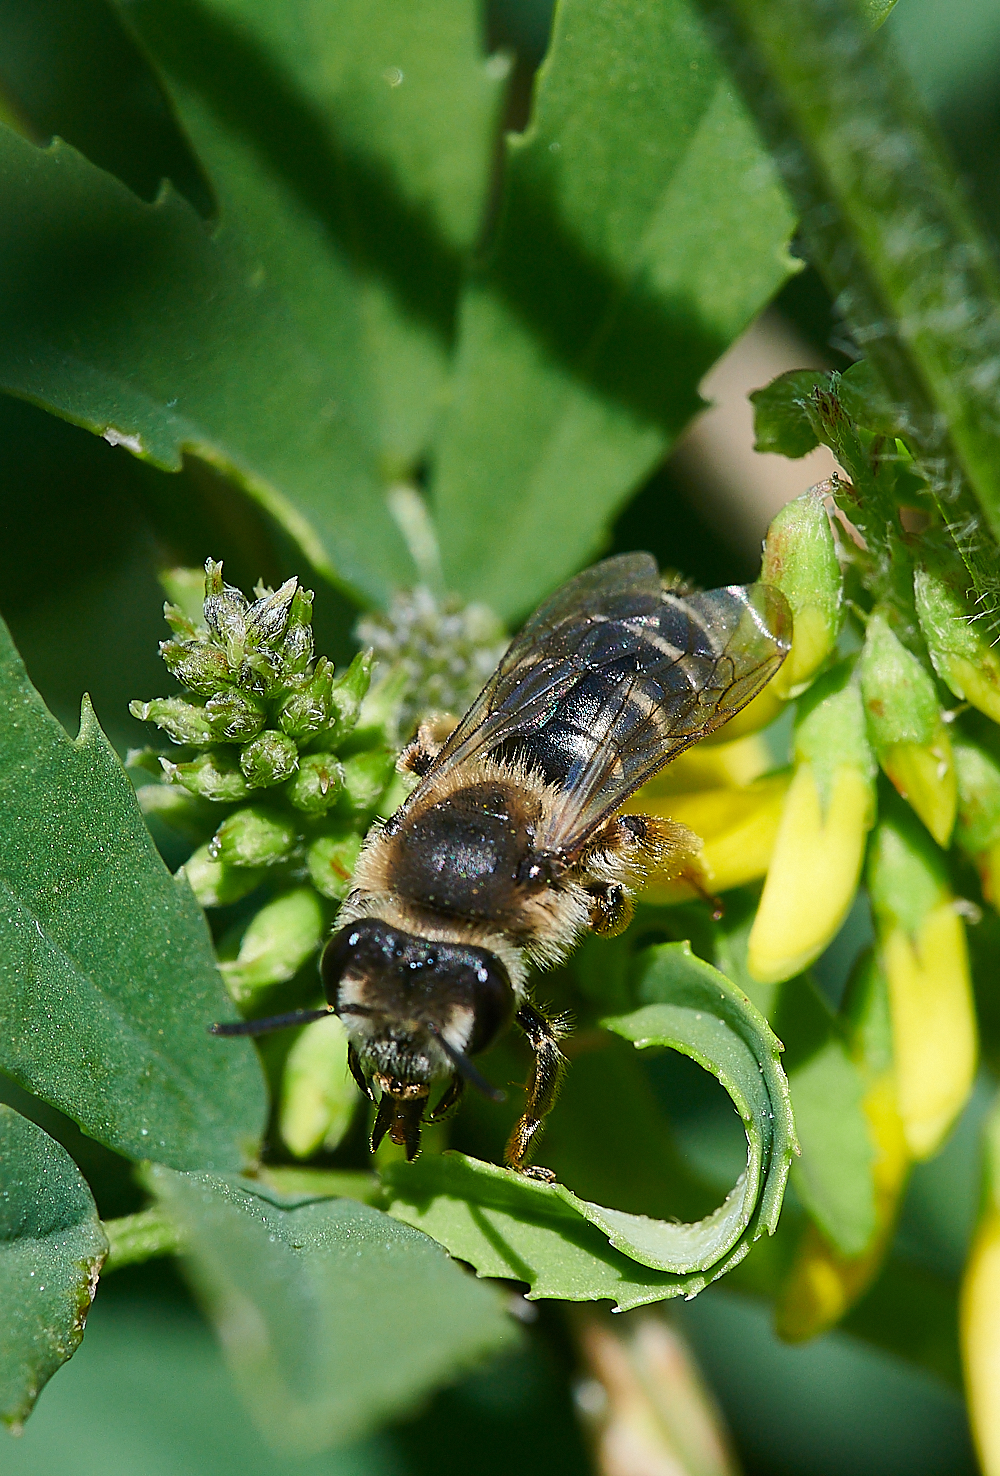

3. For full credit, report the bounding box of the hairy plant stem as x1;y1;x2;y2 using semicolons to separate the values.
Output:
102;1207;182;1271
703;0;1000;604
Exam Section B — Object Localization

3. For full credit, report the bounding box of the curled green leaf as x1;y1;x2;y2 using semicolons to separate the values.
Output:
384;943;795;1310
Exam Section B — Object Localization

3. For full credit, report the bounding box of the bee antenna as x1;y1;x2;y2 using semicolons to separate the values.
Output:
209;1006;334;1037
424;1022;506;1103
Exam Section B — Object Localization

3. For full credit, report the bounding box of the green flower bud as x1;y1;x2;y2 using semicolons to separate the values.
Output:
277;658;335;740
239;729;299;788
279;1013;361;1158
180;843;266;908
219;888;325;1003
162;750;251;803
307;826;363;900
162;602;200;640
287;753;345;816
914;564;1000;725
203;559;250;667
328;649;375;740
135;783;216;843
159;566;207;630
130;696;215;747
245;576;298;651
761;492;843;700
160;637;232;695
954;718;1000;909
340;748;395;815
204;688;267;742
860;609;956;846
210;805;297;867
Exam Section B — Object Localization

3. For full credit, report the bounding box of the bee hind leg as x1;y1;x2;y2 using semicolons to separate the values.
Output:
505;1003;567;1182
397;714;460;777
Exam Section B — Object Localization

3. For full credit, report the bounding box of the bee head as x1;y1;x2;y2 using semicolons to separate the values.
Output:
320;918;515;1106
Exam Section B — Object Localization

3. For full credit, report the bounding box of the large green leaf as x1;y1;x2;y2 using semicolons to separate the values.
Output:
119;0;507;476
384;942;795;1309
431;0;797;617
0;614;266;1170
145;1167;515;1454
0;0;505;605
0;1105;107;1432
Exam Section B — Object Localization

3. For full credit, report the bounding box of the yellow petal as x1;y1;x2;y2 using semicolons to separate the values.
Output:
962;1203;1000;1476
748;763;872;984
642;774;790;900
883;903;976;1158
947;653;1000;727
640;732;772;795
881;733;957;847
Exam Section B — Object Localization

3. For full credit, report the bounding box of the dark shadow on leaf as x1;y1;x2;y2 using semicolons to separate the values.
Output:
127;0;736;438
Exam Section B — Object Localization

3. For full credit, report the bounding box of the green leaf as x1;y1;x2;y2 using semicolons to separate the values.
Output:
384;943;795;1310
773;977;877;1257
431;0;797;617
0;0;505;605
0;1105;108;1432
750;368;830;458
119;0;507;478
0;613;267;1170
145;1167;515;1454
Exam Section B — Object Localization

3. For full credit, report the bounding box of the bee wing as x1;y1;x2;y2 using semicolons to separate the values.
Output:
538;582;792;857
422;553;666;777
412;556;792;860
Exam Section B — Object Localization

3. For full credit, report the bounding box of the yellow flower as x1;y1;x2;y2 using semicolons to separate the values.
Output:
962;1105;1000;1476
747;662;876;985
279;1013;361;1159
868;801;977;1159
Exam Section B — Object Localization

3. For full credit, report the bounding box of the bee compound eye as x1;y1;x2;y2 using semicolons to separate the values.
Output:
466;952;515;1056
320;918;393;1004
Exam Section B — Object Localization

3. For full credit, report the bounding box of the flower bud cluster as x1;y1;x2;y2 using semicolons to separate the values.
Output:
131;558;509;1163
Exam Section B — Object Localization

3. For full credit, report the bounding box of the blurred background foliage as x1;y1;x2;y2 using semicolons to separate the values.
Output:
2;0;1000;1472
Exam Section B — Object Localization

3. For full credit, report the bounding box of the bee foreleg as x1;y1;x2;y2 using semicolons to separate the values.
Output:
397;714;460;777
428;1073;465;1122
505;1003;567;1181
348;1042;375;1101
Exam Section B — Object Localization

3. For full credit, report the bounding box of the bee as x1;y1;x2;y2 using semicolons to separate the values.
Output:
214;554;791;1178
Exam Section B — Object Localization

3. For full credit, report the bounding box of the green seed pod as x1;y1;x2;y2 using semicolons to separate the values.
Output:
281;588;315;678
287;753;345;816
219;887;325;1003
181;843;266;908
279;1013;360;1158
859;608;956;847
277;657;335;740
210;804;297;867
914;564;1000;725
307;826;363;900
162;750;251;803
328;649;375;740
239;729;299;788
340;748;395;815
129;696;216;747
761;491;843;700
159;637;232;695
204;688;267;742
